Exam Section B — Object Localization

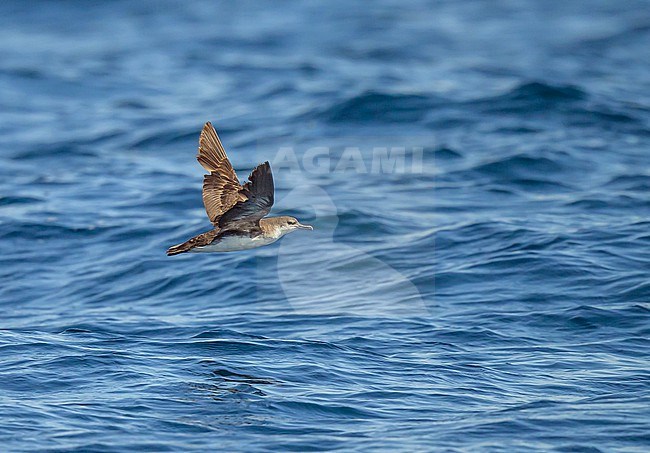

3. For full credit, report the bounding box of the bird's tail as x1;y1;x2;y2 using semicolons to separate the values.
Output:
166;240;193;256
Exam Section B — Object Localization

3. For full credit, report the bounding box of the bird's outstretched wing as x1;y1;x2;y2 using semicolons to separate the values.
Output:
197;122;246;225
218;161;274;229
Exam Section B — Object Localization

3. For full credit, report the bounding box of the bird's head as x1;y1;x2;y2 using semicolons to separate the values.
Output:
275;216;313;235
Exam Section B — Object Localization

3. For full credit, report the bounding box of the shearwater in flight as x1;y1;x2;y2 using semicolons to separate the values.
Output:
167;122;312;256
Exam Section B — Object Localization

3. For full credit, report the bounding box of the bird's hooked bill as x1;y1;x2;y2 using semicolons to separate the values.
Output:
297;223;313;230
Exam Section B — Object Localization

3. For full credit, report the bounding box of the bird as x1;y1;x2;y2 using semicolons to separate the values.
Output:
167;122;312;256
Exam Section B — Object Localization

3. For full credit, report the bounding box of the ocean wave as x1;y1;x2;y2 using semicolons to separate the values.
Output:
316;90;438;123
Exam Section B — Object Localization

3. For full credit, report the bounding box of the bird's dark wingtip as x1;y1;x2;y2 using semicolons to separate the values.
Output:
166;244;188;256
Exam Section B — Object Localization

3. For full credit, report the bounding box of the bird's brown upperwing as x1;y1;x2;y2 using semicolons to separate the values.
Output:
218;161;274;229
197;122;246;225
197;122;275;230
166;229;219;256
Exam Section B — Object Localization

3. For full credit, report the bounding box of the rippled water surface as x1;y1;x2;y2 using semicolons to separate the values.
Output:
1;1;650;451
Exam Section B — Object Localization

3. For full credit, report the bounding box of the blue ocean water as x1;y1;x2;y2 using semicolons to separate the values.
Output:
1;0;650;451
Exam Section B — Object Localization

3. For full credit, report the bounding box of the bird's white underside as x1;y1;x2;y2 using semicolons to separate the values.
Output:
190;234;279;253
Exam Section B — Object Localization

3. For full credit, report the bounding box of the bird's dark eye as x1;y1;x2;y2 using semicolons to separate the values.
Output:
289;220;296;225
